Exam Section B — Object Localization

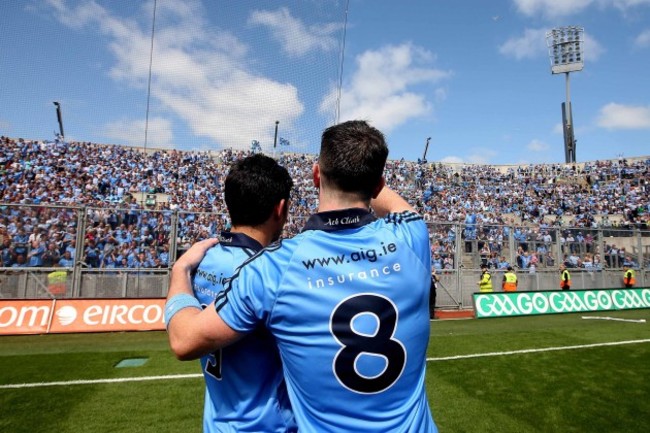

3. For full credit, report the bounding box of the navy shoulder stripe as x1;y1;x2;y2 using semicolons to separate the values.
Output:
214;239;284;312
383;210;422;225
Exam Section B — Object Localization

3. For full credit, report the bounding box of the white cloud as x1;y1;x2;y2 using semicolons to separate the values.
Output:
527;139;550;151
440;155;464;164
512;0;650;17
103;117;174;148
582;33;605;61
248;7;341;57
635;29;650;47
320;43;452;132
499;28;548;60
596;103;650;129
512;0;594;17
46;0;304;150
499;28;603;62
610;0;650;11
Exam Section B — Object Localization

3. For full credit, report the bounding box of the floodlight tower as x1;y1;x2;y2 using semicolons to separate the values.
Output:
273;120;279;148
53;101;65;140
423;137;431;162
546;26;584;164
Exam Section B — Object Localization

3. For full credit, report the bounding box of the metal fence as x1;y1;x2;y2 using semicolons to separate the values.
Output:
1;203;648;308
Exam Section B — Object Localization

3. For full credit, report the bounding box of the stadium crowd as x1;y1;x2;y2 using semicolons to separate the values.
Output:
1;135;648;270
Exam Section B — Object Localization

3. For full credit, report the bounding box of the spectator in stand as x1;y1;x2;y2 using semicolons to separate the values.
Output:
544;251;555;267
12;254;27;268
593;254;603;271
1;238;13;267
584;232;594;253
528;252;538;274
27;236;47;267
100;249;118;268
130;252;151;268
1;134;649;270
0;225;8;245
623;255;637;268
517;249;531;269
41;242;61;268
58;250;74;267
84;240;100;268
12;228;29;257
431;252;443;270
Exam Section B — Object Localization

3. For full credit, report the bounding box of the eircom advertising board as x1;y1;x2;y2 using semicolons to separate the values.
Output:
473;288;650;318
0;299;166;335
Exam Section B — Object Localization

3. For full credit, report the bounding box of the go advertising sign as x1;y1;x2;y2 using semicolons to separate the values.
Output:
0;299;166;335
474;288;650;319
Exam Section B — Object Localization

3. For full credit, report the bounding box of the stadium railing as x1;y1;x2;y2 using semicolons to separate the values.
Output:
0;203;648;309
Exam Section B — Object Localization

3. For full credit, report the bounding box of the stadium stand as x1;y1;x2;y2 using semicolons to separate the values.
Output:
1;135;648;303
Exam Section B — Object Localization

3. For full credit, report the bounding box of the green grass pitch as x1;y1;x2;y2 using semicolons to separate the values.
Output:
1;310;649;433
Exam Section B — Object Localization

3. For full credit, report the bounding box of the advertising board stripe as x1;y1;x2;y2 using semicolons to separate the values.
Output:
0;299;166;335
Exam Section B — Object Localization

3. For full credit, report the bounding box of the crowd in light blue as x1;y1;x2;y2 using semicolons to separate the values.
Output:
1;135;648;270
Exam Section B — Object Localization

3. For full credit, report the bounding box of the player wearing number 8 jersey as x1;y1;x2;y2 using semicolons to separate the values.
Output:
167;120;438;433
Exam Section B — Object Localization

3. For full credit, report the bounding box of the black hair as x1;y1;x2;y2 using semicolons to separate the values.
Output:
319;120;389;201
224;154;293;227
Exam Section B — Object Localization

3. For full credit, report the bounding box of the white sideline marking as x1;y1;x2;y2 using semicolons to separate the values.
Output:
582;316;646;323
4;340;650;389
427;338;650;362
0;373;202;389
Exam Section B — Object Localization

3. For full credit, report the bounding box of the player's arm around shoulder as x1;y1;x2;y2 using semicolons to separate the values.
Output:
166;238;243;361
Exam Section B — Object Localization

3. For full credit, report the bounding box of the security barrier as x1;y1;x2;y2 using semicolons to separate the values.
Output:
1;204;648;309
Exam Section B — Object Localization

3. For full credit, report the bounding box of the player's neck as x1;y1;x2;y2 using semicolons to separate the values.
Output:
230;225;274;247
317;189;370;213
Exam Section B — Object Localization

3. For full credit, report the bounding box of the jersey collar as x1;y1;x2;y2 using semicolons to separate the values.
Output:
302;208;377;232
218;231;264;252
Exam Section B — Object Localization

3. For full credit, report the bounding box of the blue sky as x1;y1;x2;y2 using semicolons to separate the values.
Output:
1;0;649;164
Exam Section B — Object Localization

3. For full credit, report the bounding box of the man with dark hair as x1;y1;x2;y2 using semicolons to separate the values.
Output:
169;154;296;433
224;154;294;234
166;120;438;432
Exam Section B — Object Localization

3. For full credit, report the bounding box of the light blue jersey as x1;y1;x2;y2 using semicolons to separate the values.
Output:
192;231;296;433
217;209;438;433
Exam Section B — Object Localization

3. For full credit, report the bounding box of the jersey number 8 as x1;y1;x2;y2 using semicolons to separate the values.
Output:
330;293;406;394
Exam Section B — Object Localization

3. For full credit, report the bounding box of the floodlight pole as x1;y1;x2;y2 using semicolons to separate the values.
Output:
565;73;572;131
273;120;279;148
53;101;64;140
423;137;431;161
546;26;584;164
564;72;575;163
